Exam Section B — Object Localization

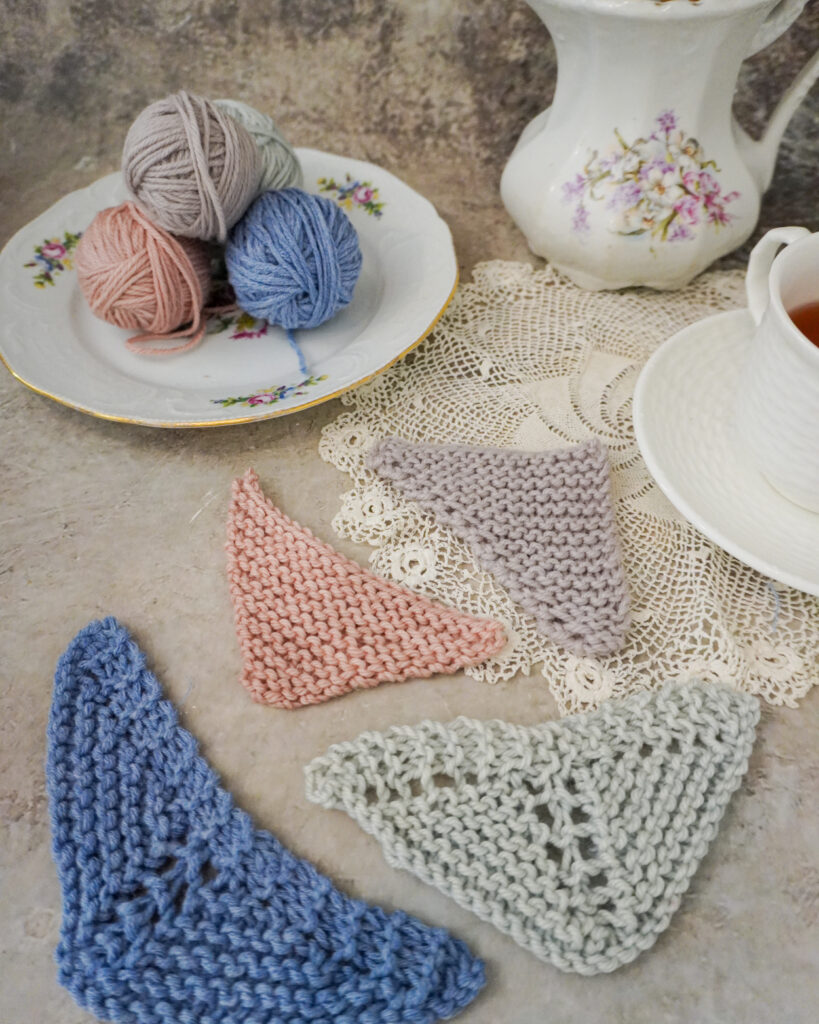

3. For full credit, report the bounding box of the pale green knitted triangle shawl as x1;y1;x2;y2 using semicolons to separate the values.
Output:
305;683;759;974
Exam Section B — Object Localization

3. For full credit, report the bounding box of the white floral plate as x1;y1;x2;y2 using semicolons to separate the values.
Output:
634;309;819;596
0;150;457;427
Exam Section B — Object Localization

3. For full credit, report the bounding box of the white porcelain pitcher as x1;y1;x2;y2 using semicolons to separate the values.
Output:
501;0;819;290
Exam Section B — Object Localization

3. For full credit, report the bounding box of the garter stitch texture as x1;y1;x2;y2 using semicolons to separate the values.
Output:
226;469;506;708
367;437;631;656
47;618;485;1024
306;682;759;974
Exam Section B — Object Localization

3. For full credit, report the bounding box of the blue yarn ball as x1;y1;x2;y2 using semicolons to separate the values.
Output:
225;188;362;332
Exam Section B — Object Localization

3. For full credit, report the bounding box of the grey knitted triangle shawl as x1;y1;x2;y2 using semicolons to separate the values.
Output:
367;437;631;656
306;683;759;975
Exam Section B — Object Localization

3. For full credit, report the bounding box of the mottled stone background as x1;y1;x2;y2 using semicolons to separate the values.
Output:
1;4;818;1024
0;0;817;262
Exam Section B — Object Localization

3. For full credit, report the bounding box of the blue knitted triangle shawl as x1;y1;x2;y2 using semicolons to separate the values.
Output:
47;618;484;1024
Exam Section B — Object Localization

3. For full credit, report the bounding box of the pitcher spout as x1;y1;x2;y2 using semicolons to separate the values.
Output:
737;49;819;194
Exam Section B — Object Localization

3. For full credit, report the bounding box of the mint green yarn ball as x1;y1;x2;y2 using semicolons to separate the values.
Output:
213;98;303;193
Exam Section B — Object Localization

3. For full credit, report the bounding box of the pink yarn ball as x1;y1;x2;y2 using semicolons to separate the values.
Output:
75;202;212;356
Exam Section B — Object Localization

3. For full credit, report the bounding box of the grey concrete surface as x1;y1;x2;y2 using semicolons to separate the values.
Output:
1;2;818;1023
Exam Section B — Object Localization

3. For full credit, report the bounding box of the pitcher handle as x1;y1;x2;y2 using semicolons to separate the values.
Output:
747;0;807;56
746;226;810;324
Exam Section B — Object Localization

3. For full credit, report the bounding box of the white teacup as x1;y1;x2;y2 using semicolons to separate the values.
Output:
734;226;819;513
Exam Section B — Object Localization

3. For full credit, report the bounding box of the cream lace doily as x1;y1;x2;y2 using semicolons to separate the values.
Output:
320;261;818;714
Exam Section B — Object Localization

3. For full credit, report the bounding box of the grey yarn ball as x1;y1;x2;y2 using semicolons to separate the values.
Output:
213;98;303;192
122;90;261;243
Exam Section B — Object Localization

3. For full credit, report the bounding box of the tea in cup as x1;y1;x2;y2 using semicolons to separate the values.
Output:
734;226;819;513
788;300;819;349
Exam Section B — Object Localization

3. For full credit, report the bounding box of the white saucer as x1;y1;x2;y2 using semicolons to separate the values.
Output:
0;151;456;427
633;309;819;597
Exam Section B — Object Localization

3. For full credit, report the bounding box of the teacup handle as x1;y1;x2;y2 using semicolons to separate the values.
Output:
745;226;810;324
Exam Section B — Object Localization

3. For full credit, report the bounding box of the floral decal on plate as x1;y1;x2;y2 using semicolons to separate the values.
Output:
318;175;384;218
562;110;739;242
24;230;82;287
212;374;329;408
206;310;269;340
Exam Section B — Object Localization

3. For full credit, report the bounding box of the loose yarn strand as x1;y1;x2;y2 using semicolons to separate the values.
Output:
285;328;309;376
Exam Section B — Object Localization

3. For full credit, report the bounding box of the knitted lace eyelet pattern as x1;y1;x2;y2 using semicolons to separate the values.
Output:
47;618;485;1024
226;468;506;708
306;682;759;974
367;437;631;657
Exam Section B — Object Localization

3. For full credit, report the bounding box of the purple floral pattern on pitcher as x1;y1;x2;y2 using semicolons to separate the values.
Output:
562;111;739;242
